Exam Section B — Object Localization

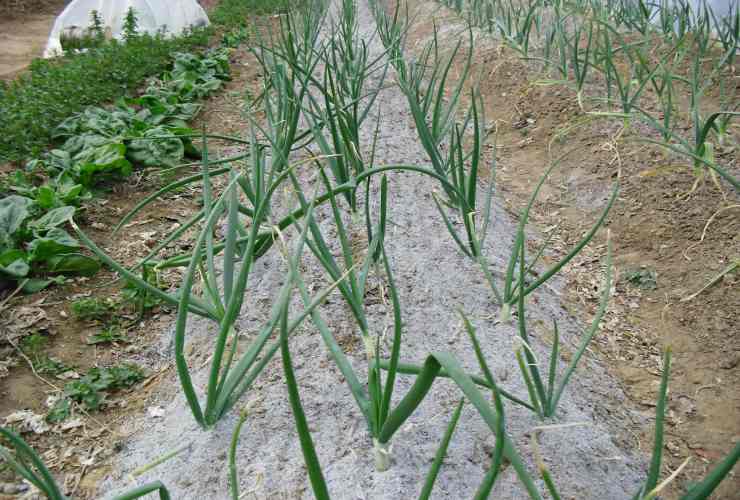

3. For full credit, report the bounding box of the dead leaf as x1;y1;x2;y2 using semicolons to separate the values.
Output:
4;410;50;435
60;418;84;432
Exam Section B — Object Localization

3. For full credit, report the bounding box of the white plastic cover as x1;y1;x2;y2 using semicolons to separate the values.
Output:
44;0;210;58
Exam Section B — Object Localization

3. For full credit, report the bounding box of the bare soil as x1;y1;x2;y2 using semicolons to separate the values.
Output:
0;0;67;80
399;0;739;497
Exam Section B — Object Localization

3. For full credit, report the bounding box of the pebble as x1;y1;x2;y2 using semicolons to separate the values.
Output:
0;483;28;494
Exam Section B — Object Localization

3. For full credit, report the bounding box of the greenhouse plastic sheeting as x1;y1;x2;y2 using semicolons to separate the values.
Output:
44;0;209;57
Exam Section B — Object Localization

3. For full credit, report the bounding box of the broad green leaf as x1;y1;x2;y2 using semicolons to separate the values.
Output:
47;253;100;276
35;186;58;210
22;277;65;293
0;258;29;278
0;249;27;266
29;206;76;231
75;143;133;187
28;228;80;262
127;127;185;168
0;195;34;242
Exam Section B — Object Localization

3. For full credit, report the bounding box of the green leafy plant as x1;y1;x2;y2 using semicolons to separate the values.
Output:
623;267;658;290
0;28;211;162
20;333;70;376
122;8;140;41
87;324;130;345
70;296;118;322
0;197;99;290
48;363;145;421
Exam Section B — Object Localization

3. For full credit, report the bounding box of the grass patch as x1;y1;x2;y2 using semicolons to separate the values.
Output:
0;29;211;163
210;0;293;28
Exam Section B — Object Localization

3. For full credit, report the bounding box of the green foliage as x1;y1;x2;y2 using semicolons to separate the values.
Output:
0;47;230;291
87;324;130;345
122;265;166;317
623;267;658;290
0;29;211;163
221;26;251;48
0;196;99;286
59;10;107;52
70;296;118;321
90;10;105;42
122;7;140;41
45;48;230;187
19;333;70;376
210;0;292;28
48;363;145;421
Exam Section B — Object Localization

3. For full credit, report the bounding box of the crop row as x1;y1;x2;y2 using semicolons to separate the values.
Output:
1;0;738;499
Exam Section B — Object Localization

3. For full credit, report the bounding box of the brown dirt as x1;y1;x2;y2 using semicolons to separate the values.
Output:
400;1;739;498
0;1;68;80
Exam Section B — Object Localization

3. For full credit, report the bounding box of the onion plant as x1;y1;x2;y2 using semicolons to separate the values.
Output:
0;427;66;500
495;154;618;320
430;92;494;262
536;16;593;110
288;171;406;471
76;113;359;429
591;23;681;120
166;148;349;427
633;348;672;500
228;410;249;500
370;0;410;79
514;235;613;418
303;3;388;212
637;50;740;190
0;426;172;500
288;156;529;481
620;0;658;36
710;2;739;66
491;0;542;57
397;25;474;205
285;248;543;492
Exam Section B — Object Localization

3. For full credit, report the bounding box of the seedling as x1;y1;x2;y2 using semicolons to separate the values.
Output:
20;333;70;376
87;324;130;345
70;296;118;322
47;363;145;421
623;267;658;290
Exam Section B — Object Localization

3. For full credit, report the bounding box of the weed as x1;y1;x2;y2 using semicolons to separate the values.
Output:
87;324;130;345
19;333;70;376
70;297;118;322
122;266;167;317
623;267;658;290
47;363;145;421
